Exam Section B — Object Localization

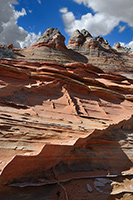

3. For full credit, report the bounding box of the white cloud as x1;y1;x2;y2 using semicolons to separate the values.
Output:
61;9;119;36
60;0;133;36
37;0;41;4
0;0;41;48
14;8;27;18
62;11;76;33
19;32;41;48
119;25;126;33
120;41;133;50
59;7;68;14
73;0;89;6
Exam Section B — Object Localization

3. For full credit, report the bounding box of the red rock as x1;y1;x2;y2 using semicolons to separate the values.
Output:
0;28;132;200
0;116;132;200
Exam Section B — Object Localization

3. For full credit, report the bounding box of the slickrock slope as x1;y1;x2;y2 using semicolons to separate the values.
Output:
0;28;133;199
13;28;88;64
0;116;133;200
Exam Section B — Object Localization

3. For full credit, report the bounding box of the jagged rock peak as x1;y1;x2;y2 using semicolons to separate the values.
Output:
67;29;92;49
67;29;114;57
80;29;93;38
33;27;66;50
67;29;111;51
95;36;109;46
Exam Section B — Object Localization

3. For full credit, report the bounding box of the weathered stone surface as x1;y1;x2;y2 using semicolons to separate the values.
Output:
67;29;111;54
67;29;133;73
8;28;132;73
33;27;66;50
0;27;132;199
0;115;132;199
13;28;88;64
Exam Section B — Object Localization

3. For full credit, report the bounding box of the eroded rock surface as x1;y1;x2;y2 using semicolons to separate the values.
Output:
33;27;66;50
67;29;133;73
11;28;133;73
0;28;132;199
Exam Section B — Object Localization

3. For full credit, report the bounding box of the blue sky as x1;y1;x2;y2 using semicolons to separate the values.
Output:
0;0;133;49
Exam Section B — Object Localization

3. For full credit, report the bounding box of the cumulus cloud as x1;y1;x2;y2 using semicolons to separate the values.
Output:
60;0;133;36
0;0;41;48
61;10;119;36
19;32;41;48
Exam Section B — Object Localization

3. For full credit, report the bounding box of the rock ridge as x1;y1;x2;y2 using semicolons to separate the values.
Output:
11;27;133;73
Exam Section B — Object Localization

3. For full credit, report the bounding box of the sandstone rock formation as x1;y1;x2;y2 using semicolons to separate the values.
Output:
67;29;92;51
12;28;133;73
67;29;133;73
0;28;132;199
67;29;112;54
13;28;88;64
33;27;66;50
